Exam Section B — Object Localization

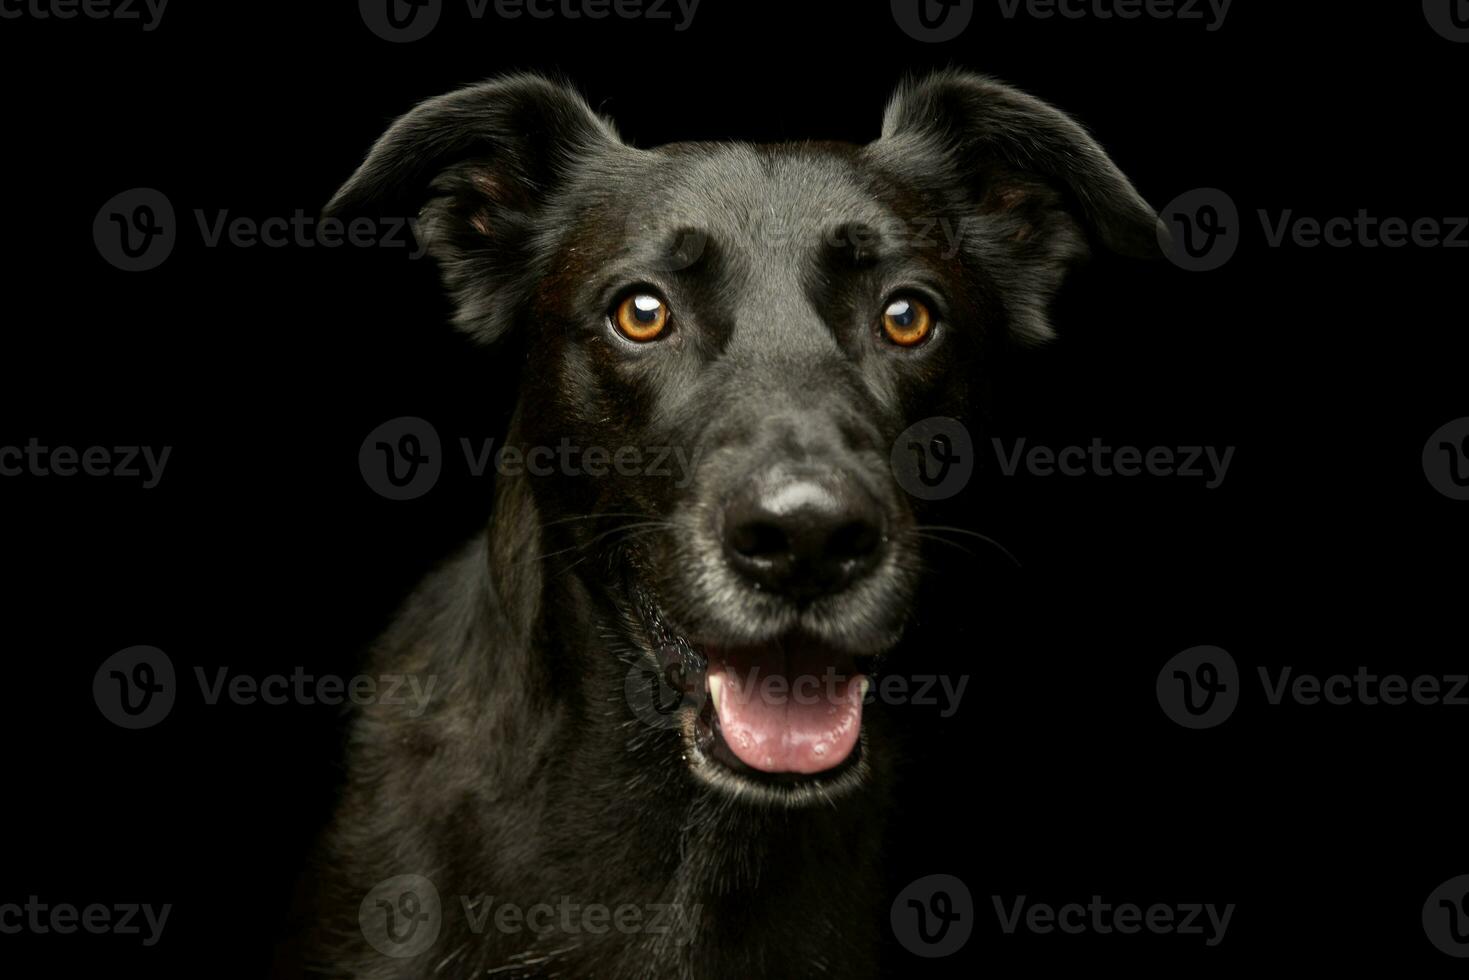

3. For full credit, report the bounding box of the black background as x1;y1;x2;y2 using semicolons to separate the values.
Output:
2;0;1466;975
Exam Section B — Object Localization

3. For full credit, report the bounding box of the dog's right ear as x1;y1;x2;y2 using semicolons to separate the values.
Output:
325;73;623;342
871;71;1161;343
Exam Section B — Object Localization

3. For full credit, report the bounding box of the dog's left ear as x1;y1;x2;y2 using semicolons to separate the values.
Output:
871;71;1161;342
325;73;625;342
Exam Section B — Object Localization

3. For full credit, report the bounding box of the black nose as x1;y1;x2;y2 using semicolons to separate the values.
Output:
722;469;886;600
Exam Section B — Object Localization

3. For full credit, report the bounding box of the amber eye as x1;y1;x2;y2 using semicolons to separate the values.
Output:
613;292;671;342
880;296;934;347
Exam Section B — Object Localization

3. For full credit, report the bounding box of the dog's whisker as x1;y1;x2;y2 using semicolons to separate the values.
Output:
517;520;678;567
908;532;977;556
552;523;678;579
536;511;660;530
909;525;1023;569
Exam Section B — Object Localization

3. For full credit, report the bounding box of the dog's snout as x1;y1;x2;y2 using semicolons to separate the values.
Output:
722;469;886;600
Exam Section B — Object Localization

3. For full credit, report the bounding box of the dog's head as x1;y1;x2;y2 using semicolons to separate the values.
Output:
329;72;1156;803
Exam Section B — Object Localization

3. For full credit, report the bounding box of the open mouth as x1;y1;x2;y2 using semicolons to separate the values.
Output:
631;584;883;792
700;640;869;777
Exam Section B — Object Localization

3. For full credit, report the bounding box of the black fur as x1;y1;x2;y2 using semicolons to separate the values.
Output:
300;71;1156;979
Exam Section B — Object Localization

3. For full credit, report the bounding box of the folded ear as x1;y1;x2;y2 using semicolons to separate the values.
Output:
870;70;1161;342
325;73;624;342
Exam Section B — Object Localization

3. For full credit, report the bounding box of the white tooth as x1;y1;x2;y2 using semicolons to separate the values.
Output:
708;674;723;709
857;677;870;701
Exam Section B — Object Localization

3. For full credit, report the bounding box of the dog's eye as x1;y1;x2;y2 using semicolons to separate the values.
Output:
612;292;671;342
880;296;933;347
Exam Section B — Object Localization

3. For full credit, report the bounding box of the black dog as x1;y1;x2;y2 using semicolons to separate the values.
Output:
302;71;1157;978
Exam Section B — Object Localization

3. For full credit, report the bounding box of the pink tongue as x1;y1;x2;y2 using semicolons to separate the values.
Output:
710;644;864;774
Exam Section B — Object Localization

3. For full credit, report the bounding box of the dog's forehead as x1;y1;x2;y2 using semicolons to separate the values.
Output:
629;142;895;244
